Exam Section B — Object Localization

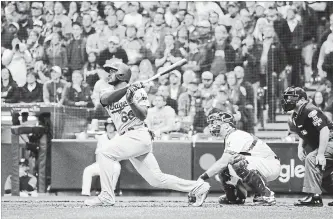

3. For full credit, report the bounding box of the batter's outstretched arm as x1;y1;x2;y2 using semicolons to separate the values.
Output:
100;87;128;106
129;102;148;121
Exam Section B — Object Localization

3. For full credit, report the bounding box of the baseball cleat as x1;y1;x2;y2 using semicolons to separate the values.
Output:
255;191;276;206
328;201;333;206
253;194;263;203
189;182;211;207
294;194;323;207
84;197;115;207
218;195;245;205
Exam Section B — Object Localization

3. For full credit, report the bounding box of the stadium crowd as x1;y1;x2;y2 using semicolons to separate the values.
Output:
1;1;333;137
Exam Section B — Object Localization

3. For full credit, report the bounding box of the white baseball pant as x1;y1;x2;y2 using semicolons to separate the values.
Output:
81;161;121;196
97;128;200;204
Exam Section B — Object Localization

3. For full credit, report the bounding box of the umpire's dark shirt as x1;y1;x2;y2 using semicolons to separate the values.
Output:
290;102;333;150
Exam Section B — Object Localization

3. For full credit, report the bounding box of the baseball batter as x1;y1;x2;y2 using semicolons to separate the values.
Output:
189;108;281;206
84;62;210;207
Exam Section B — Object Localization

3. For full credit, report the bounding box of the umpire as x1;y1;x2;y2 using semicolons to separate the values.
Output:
282;87;333;207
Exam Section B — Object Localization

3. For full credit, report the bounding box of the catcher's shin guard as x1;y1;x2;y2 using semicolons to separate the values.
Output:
219;167;247;204
230;155;271;196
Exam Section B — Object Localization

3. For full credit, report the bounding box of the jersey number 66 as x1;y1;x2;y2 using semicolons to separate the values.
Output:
121;110;135;122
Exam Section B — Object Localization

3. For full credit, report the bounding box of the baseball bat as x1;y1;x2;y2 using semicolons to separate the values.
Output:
141;59;188;84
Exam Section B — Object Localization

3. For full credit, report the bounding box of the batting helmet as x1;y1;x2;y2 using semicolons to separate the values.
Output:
207;108;235;137
103;61;132;85
281;87;307;113
104;118;115;131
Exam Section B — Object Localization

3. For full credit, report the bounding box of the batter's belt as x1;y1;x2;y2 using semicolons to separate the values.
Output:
119;124;155;140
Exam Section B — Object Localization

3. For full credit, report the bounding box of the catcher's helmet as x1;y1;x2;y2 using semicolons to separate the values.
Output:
207;108;235;137
281;87;307;113
103;61;131;85
104;118;115;131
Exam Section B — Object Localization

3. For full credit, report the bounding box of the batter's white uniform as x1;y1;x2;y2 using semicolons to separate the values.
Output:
225;130;281;182
97;88;200;204
81;133;121;196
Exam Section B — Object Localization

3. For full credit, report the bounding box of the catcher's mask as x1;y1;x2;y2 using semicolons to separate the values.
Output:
281;86;307;113
103;62;131;86
207;109;235;137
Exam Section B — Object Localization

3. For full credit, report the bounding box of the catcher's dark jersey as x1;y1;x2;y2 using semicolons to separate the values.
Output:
290;102;333;150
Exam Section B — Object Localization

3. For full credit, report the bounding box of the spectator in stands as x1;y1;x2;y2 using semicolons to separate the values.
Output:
60;70;93;107
26;30;44;69
2;40;32;87
230;19;246;40
86;18;109;55
91;68;113;108
221;2;241;28
1;68;19;103
182;69;196;89
103;3;116;18
286;6;304;87
157;85;178;114
199;71;214;107
206;85;241;122
234;66;255;133
82;14;96;38
67;22;87;75
122;25;143;65
146;94;176;138
212;74;228;93
169;70;186;101
240;8;255;36
139;59;155;79
4;158;37;197
227;71;250;132
155;34;183;68
312;91;327;111
254;2;267;20
20;71;43;103
209;11;220;31
252;17;269;44
31;2;44;24
209;25;229;76
98;36;128;66
181;39;202;75
266;7;292;56
1;21;19;50
196;20;213;45
318;33;333;83
43;2;54;14
144;12;168;55
68;1;80;23
116;8;125;25
123;2;142;28
42;9;55;38
106;15;126;40
83;52;100;89
43;66;68;104
225;36;243;72
44;32;68;69
178;77;201;119
184;12;196;35
293;1;318;87
34;61;50;84
53;2;72;38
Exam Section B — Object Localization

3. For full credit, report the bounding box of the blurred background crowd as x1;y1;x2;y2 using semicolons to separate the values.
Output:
2;1;333;139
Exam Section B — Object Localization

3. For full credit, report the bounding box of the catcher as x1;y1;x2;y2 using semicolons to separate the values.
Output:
190;108;281;205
